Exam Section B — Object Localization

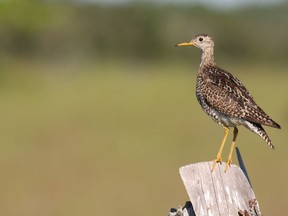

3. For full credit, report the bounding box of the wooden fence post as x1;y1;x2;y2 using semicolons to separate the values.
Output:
168;150;262;216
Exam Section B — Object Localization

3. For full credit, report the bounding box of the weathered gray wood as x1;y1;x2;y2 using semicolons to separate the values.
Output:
179;162;262;216
168;202;195;216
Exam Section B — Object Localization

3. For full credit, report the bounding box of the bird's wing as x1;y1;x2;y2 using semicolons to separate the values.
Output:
201;66;280;128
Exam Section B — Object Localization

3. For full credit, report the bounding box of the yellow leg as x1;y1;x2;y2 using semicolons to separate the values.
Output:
225;127;238;172
212;127;229;171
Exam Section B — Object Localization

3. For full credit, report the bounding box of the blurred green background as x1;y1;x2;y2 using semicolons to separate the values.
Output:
0;0;287;215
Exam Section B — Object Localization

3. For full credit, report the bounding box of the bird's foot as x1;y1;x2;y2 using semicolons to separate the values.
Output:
225;159;232;172
211;157;222;172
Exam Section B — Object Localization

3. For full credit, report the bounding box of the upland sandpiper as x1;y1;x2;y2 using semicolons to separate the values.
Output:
176;34;281;171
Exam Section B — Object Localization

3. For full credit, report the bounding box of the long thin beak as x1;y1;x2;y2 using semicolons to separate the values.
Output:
175;42;194;47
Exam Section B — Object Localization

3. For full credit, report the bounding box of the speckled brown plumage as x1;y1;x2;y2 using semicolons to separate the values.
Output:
176;34;281;171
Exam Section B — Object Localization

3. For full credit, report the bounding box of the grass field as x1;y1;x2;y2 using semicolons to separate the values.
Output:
0;59;286;215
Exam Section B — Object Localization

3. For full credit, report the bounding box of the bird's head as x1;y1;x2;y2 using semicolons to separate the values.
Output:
175;34;214;51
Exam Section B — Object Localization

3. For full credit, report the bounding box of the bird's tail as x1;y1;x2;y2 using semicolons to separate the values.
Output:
244;121;275;149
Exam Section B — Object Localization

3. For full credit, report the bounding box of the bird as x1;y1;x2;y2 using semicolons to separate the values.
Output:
175;34;281;172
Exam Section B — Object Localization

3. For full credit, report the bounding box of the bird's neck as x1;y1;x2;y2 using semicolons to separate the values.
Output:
200;47;216;69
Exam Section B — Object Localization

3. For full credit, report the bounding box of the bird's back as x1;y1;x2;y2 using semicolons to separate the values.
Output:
196;64;280;129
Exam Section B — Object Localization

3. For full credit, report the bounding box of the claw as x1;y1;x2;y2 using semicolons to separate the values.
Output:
211;157;222;171
225;159;232;172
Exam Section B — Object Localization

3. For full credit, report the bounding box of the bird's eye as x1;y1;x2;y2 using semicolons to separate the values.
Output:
199;37;203;42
